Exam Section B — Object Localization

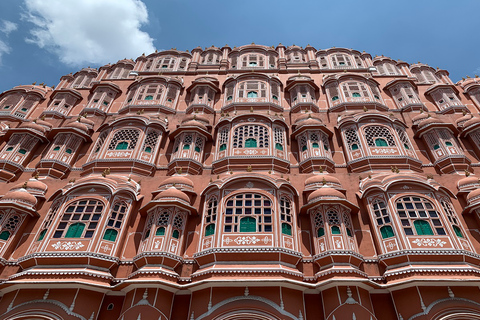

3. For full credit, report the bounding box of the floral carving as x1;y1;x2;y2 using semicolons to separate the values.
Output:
412;238;447;247
51;241;85;250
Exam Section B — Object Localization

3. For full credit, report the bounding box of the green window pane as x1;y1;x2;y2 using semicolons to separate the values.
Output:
145;95;154;100
183;144;190;150
272;95;278;100
6;147;13;151
380;225;395;239
240;217;256;232
414;220;434;235
247;91;258;98
332;96;339;101
245;138;257;148
249;62;257;67
312;142;319;148
144;146;152;153
53;146;60;151
331;226;341;234
281;223;292;236
195;146;201;152
317;227;325;237
275;143;283;151
302;145;307;151
227;96;233;101
433;144;440;150
18;149;27;154
404;143;409;150
351;144;359;150
66;149;72;154
172;229;180;239
375;138;388;147
453;225;463;238
445;141;453;147
205;223;215;236
116;141;128;150
0;230;10;240
144;229;151;239
38;229;47;241
103;229;118;241
65;222;85;238
156;226;165;236
346;228;353;237
219;144;227;151
352;93;361;97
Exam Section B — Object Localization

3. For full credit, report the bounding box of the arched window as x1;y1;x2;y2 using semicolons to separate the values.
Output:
314;211;324;237
441;200;464;238
327;209;341;234
54;199;104;238
364;126;396;147
204;197;218;236
341;81;370;99
331;54;352;67
233;125;269;148
238;81;266;99
172;213;184;239
107;129;140;151
0;230;10;240
280;197;293;235
102;202;128;242
372;200;395;239
224;193;272;233
396;196;445;236
344;128;361;151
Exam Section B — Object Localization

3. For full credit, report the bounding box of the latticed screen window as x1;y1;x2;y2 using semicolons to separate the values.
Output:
108;129;140;150
343;213;354;237
183;134;193;150
103;202;128;241
218;128;229;151
396;196;445;236
364;126;396;147
238;81;267;98
224;193;272;233
344;128;361;151
195;137;204;153
274;127;284;151
37;202;60;241
372;200;395;239
423;70;438;83
233;125;269;148
327;85;340;102
0;211;22;241
280;197;292;235
331;54;352;67
299;134;308;152
137;84;164;101
155;211;170;236
0;94;22;110
395;127;413;150
93;131;108;154
155;57;176;69
342;82;369;98
314;211;325;237
441;200;463;238
142;129;160;153
54;200;103;238
242;54;264;68
225;85;234;101
327;209;341;234
172;214;184;239
202;52;220;64
204;197;218;236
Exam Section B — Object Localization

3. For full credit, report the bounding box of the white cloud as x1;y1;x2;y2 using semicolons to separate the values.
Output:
0;20;18;35
23;0;156;66
0;39;11;64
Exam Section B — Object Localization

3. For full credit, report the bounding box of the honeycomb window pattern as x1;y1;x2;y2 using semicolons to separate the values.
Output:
224;193;272;233
54;200;104;238
233;125;269;148
107;129;140;150
364;126;396;147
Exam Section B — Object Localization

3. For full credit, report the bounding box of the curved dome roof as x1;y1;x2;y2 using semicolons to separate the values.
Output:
305;175;341;187
307;187;346;202
458;176;479;189
412;112;430;124
417;117;443;129
20;122;47;133
1;188;37;206
14;179;48;193
464;117;480;128
154;187;190;203
159;176;194;188
180;119;208;131
455;114;473;127
67;121;90;133
467;188;480;202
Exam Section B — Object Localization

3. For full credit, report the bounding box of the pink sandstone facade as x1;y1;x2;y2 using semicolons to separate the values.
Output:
0;44;479;319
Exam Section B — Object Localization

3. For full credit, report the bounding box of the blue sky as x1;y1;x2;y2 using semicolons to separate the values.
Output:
0;0;479;93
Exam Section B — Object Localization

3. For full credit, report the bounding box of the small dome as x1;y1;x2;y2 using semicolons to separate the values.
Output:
307;187;346;202
417;117;443;129
154;187;190;203
159;176;194;189
467;188;480;202
458;176;480;190
464;117;480;128
455;114;473;127
14;179;48;193
305;175;341;187
180;120;208;131
1;188;37;206
183;114;210;126
361;178;382;190
67;121;90;133
412;112;429;124
20;122;47;133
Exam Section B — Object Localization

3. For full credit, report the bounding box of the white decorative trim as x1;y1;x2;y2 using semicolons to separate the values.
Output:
1;299;87;320
408;297;480;320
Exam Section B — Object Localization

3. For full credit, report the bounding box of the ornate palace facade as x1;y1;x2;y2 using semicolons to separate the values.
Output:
0;44;479;319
